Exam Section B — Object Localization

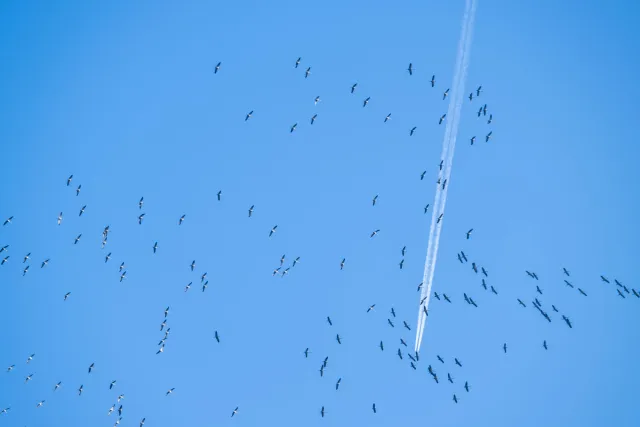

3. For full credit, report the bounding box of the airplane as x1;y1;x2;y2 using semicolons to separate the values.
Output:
443;294;451;303
563;268;570;276
578;288;588;296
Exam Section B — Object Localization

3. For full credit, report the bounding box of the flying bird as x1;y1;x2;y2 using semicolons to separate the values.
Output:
138;213;145;224
372;195;378;206
179;214;185;225
295;57;301;68
245;110;253;121
269;225;278;237
410;126;417;136
88;363;94;373
335;378;341;390
466;229;473;239
407;63;413;75
139;197;144;209
351;83;357;93
57;212;63;225
76;185;81;196
370;229;380;238
384;113;391;123
2;216;13;226
430;75;436;87
310;114;317;124
439;114;446;124
214;62;221;73
304;67;311;78
485;131;493;142
231;406;239;417
503;343;508;353
443;88;450;100
166;388;175;396
470;136;476;145
66;174;73;186
363;97;370;107
314;96;321;105
153;242;158;253
248;205;254;217
214;331;220;342
367;304;376;313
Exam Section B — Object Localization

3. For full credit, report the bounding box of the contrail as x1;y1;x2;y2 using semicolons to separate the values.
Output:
415;0;478;353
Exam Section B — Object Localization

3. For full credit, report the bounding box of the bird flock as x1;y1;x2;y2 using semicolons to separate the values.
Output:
1;48;638;426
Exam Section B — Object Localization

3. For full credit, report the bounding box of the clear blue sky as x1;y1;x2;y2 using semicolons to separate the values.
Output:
1;0;639;426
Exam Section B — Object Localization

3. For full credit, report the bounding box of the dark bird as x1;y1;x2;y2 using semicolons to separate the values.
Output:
401;246;406;256
79;205;86;216
3;216;13;226
420;170;426;180
485;131;493;142
388;319;395;328
304;67;311;78
370;229;380;238
403;321;411;330
437;214;443;224
214;62;221;73
340;258;345;270
248;205;254;217
476;86;483;96
153;242;158;253
483;103;488;115
453;395;458;404
372;195;378;206
290;123;297;133
214;331;220;342
379;341;384;351
327;316;333;325
517;299;526;307
424;204;430;214
470;136;476;145
443;88;450;100
434;292;441;301
491;286;498;295
439;114;446;124
487;114;493;124
578;288;588;296
139;197;144;209
363;97;370;107
437;355;444;364
88;363;94;373
407;63;413;75
443;294;451;303
563;268;570;276
384;113;392;123
503;343;508;353
336;334;342;344
601;276;610;283
468;92;473;101
464;381;470;392
66;174;73;186
269;225;278;237
310;114;318;124
447;373;454;383
472;263;478;273
481;267;488;277
372;403;377;413
430;75;436;87
217;190;222;201
314;96;321;105
543;340;548;350
179;214;186;225
397;348;403;359
351;83;357;93
390;307;396;317
617;289;626;299
76;185;81;196
320;406;326;417
399;259;404;269
231;407;239;417
400;338;407;347
461;251;468;262
565;280;574;288
335;378;341;390
304;348;310;358
367;304;376;313
562;315;573;328
536;286;543;295
410;126;417;136
466;229;473;239
294;57;301;68
454;358;462;367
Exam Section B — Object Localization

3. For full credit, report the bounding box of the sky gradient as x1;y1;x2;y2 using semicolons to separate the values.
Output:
1;1;639;426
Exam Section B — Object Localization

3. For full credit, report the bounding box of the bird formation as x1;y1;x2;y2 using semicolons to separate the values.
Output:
0;55;637;425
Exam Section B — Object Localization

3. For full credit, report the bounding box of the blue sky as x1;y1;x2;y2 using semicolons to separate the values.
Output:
1;0;639;426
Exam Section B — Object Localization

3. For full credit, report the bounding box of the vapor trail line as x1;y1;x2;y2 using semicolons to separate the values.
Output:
415;0;478;352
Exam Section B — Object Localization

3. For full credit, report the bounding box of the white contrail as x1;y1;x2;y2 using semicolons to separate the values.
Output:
415;0;478;352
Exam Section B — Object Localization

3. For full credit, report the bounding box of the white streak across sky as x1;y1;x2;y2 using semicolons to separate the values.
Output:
415;0;478;352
